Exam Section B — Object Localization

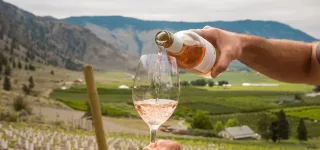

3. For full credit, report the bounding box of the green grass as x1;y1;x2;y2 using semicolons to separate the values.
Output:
103;72;134;79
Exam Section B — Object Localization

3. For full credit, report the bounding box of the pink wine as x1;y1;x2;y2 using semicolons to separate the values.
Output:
134;99;178;126
155;30;218;77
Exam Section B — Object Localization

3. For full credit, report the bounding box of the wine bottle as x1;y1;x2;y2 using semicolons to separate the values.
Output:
155;30;218;77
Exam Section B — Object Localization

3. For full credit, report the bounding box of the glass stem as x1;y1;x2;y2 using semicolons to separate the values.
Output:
150;128;157;143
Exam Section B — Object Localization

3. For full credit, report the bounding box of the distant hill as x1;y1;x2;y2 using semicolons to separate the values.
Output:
64;16;317;71
0;1;137;71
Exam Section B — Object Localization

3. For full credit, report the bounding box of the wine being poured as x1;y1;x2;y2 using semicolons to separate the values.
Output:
132;53;179;143
154;45;164;103
155;30;219;77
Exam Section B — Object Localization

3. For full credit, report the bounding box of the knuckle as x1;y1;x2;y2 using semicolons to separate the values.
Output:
218;63;228;72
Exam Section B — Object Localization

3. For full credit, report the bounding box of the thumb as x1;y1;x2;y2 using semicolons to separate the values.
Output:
211;52;231;78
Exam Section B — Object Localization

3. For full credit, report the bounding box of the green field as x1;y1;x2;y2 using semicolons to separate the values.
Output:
51;71;320;139
269;106;320;120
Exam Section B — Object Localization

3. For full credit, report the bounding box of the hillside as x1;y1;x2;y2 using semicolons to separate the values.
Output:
0;1;137;71
64;16;318;70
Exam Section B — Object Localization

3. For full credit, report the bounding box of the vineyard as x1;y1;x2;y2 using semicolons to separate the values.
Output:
1;122;319;150
50;84;319;116
269;106;320;120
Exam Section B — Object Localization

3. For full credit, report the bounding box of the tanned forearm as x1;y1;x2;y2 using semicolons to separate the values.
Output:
238;34;320;85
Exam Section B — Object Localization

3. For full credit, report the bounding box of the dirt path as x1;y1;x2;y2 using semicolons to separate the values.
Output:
32;106;148;135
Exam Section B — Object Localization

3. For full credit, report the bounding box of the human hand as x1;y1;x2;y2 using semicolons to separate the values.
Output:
193;26;243;78
143;140;181;150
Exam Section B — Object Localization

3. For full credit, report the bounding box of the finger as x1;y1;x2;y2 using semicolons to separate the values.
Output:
148;143;156;148
143;147;152;150
211;53;231;78
193;28;218;47
155;139;165;146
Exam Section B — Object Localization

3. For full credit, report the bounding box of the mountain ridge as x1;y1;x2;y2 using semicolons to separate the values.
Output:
64;16;317;71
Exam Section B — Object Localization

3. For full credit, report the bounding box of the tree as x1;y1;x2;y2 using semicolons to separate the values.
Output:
190;111;213;130
3;76;11;91
10;46;14;55
24;64;28;70
0;62;2;74
297;119;307;142
4;45;9;52
225;118;239;128
0;29;3;40
12;60;16;68
17;61;22;69
11;38;16;49
277;110;290;140
195;79;207;86
257;113;275;141
218;80;229;86
13;95;32;114
180;81;189;86
314;86;320;92
28;76;34;89
50;70;54;75
294;94;303;100
214;121;224;133
2;56;7;66
22;84;31;95
4;66;11;76
28;64;35;71
270;121;279;143
208;80;214;87
190;80;197;86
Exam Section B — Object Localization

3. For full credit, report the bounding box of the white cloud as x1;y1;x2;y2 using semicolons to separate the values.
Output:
6;0;320;39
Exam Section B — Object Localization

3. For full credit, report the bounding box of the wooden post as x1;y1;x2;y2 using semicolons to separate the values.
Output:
83;65;108;150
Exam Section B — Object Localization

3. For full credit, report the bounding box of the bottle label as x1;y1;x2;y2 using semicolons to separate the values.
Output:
193;39;216;73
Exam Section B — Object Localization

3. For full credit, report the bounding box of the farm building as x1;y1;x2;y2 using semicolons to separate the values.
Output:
118;85;129;89
219;125;260;140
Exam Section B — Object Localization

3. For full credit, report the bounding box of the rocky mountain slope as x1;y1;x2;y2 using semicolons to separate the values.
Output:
0;1;137;71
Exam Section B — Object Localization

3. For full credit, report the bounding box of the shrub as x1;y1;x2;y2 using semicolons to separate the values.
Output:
190;110;213;130
214;121;224;133
294;94;303;100
13;95;32;115
4;66;11;76
180;81;190;86
225;118;239;128
22;84;31;95
218;80;229;86
3;76;11;91
207;80;214;87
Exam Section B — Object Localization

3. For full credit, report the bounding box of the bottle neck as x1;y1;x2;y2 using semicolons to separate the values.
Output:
155;30;183;54
155;31;174;48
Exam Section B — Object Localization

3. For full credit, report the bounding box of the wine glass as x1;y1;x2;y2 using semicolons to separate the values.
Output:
132;54;180;143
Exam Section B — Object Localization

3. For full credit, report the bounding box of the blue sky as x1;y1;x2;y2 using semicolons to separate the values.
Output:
7;0;320;39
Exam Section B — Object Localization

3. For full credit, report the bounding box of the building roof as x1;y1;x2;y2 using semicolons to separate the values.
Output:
118;85;129;89
225;125;258;139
